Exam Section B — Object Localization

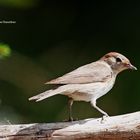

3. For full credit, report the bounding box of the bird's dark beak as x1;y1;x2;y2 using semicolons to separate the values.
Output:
127;63;137;70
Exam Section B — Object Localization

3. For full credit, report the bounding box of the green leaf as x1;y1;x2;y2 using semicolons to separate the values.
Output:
0;43;11;58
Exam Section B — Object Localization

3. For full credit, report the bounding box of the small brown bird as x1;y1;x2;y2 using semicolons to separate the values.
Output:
29;52;137;121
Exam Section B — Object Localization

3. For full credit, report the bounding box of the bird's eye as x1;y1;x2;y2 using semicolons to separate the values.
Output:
116;57;122;63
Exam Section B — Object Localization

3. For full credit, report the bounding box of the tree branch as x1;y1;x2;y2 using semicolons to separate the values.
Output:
0;111;140;140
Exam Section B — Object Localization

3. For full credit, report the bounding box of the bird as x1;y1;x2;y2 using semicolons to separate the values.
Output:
29;52;137;121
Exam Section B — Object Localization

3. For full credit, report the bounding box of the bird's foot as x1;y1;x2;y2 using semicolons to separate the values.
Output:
63;117;78;122
68;117;78;122
68;117;74;122
101;114;109;123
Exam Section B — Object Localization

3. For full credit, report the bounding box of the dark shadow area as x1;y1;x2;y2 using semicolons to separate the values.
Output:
0;0;139;123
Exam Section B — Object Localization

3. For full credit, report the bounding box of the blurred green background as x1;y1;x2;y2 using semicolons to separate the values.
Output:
0;0;139;124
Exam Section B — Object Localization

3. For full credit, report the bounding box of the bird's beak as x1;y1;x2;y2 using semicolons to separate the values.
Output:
127;63;137;70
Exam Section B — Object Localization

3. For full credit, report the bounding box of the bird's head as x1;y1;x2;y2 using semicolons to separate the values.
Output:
100;52;137;74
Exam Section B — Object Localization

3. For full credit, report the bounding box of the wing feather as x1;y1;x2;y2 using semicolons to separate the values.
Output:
46;61;112;84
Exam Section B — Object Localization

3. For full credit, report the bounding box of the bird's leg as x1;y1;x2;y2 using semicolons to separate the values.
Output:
68;98;73;121
91;100;109;121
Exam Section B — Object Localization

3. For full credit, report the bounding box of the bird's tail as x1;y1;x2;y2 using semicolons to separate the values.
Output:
29;89;58;102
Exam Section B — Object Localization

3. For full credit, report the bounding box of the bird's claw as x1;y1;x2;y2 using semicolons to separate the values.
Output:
101;114;109;123
63;117;78;122
68;117;78;122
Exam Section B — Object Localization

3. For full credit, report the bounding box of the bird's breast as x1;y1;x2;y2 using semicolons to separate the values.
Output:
90;76;116;100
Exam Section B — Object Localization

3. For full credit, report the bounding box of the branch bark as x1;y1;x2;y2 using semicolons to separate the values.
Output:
0;111;140;140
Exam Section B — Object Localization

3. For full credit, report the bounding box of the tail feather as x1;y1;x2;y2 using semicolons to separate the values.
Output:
29;89;56;102
29;85;70;102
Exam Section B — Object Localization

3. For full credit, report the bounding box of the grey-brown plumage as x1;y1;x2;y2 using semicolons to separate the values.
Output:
46;61;112;84
29;52;137;121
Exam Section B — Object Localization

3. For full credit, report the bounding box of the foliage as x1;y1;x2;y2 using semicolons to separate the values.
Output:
0;43;11;58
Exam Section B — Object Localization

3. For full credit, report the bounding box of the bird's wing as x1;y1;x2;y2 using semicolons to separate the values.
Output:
46;61;112;84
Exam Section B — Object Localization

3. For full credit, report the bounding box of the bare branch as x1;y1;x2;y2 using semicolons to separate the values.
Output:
0;111;140;140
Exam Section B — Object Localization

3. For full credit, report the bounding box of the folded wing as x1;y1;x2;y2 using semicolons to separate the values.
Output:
46;61;112;84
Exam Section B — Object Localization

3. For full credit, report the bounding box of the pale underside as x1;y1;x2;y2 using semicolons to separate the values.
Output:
61;78;116;102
